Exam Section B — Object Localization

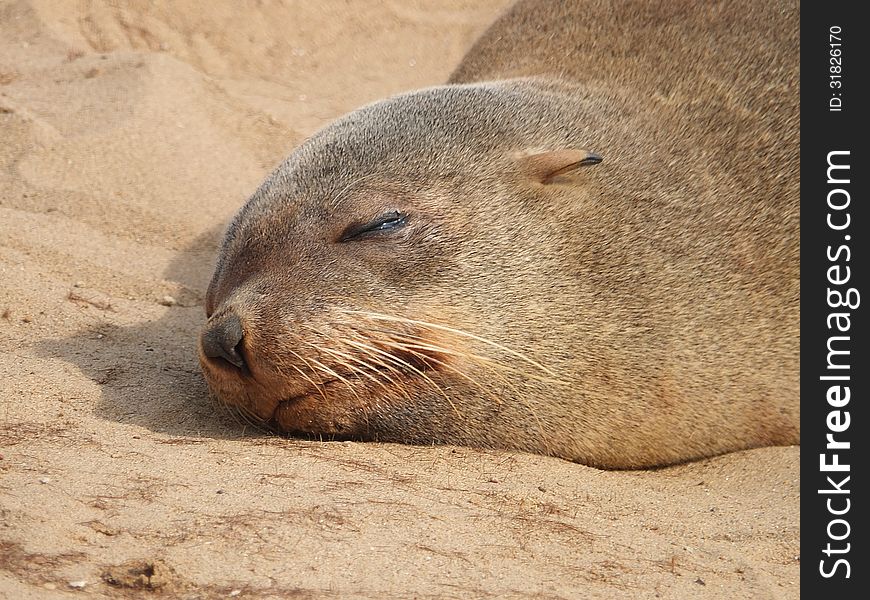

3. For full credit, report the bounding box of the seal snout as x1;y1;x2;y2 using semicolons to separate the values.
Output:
200;311;246;370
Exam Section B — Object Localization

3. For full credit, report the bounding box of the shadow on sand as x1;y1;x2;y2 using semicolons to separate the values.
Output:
35;225;254;439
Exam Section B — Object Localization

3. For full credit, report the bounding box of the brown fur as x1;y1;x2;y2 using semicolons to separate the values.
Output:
199;0;799;468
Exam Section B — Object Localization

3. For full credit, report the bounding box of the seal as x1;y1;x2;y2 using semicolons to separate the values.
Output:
199;0;799;468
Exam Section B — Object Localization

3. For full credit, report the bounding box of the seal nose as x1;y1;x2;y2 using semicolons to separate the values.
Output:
201;312;246;369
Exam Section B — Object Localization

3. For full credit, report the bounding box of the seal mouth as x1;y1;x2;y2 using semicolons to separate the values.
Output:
261;363;433;438
202;309;493;436
203;343;437;434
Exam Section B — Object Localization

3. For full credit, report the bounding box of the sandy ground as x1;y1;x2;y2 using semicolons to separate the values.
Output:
0;1;799;598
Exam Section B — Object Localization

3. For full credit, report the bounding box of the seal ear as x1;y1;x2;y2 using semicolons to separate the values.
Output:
516;149;603;184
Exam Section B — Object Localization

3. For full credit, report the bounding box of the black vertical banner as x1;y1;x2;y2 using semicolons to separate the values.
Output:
802;2;869;596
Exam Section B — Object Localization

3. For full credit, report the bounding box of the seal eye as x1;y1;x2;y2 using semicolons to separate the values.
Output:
340;210;407;242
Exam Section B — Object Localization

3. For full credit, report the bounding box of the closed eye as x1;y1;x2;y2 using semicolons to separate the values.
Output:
339;210;407;242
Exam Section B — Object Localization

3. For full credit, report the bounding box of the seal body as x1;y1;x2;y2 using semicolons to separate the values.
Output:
200;0;799;468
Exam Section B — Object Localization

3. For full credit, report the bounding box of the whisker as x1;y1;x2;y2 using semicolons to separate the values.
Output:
298;325;420;434
231;402;262;435
340;336;463;420
279;348;328;386
299;323;418;404
283;349;331;403
294;338;389;430
304;355;365;406
376;336;550;452
310;343;410;401
339;309;562;380
302;344;378;432
365;328;566;386
383;341;503;406
297;318;547;446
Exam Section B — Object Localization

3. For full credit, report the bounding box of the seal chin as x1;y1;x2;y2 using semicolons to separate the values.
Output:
272;393;363;438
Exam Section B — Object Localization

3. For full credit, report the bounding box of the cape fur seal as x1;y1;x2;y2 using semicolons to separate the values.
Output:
199;0;799;468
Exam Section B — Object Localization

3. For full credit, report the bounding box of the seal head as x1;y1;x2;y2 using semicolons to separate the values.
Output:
201;80;616;457
200;1;799;468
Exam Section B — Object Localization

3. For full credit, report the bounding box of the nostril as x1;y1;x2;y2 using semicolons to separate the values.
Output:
201;312;246;369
